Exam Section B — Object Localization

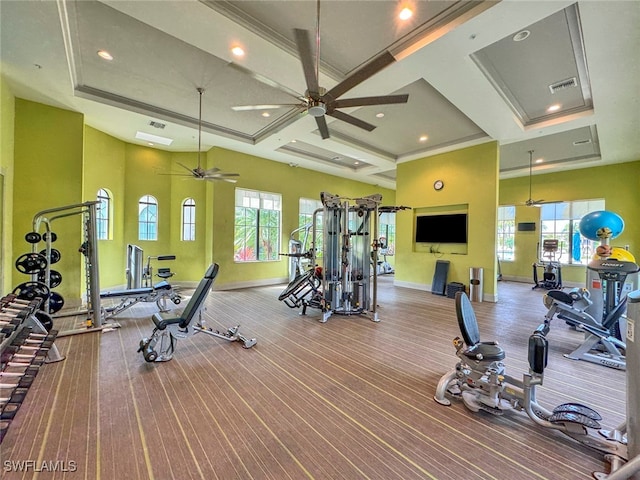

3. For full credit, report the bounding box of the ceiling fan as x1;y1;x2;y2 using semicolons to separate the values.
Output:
231;0;409;139
169;88;239;183
523;150;559;207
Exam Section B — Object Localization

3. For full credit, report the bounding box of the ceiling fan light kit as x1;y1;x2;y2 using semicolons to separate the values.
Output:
231;1;409;140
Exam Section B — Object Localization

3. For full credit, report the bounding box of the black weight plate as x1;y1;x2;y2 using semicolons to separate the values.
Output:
34;310;54;332
37;269;62;289
25;232;42;244
42;231;57;243
48;292;65;314
15;253;48;274
12;281;50;301
40;248;61;264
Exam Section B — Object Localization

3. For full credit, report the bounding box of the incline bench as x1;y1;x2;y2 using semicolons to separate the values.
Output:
137;263;256;362
100;280;182;319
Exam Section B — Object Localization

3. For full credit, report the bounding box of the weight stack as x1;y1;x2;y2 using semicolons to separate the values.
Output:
446;282;465;299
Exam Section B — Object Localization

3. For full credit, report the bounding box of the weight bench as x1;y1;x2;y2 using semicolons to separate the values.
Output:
137;263;256;362
100;280;182;319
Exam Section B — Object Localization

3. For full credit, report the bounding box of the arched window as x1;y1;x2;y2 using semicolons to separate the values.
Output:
96;188;111;240
182;198;196;241
138;195;158;241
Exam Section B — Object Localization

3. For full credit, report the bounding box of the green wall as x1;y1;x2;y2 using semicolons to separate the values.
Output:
13;99;84;307
209;147;395;288
83;126;127;288
9;97;638;305
499;160;640;284
0;75;15;294
395;142;500;301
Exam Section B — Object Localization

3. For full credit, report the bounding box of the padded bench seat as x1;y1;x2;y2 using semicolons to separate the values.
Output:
100;281;171;299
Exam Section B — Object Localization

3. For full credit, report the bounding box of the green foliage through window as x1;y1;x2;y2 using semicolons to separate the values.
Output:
234;189;281;262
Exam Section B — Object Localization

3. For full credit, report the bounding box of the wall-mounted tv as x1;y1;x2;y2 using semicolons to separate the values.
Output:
415;214;468;244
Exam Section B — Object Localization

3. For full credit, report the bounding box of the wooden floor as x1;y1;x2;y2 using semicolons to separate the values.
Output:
0;277;626;479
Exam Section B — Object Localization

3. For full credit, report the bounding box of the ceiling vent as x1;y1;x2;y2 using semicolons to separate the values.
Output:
549;77;578;94
149;120;166;129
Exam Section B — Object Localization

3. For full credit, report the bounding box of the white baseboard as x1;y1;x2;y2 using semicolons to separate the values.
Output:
394;279;498;303
500;276;583;288
212;277;289;291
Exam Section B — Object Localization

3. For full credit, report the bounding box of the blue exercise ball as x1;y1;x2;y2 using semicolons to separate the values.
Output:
579;210;624;241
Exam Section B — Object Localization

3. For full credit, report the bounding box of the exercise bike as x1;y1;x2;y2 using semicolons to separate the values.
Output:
434;292;628;473
543;287;628;370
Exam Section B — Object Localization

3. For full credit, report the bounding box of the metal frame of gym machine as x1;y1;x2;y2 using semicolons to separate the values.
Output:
594;289;640;479
31;201;116;336
313;192;381;323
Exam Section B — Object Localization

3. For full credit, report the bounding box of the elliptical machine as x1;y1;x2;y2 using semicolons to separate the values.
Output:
532;239;563;290
434;291;631;476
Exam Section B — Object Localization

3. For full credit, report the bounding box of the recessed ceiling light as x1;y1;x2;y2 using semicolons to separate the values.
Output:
547;104;561;112
261;112;270;118
354;161;360;165
231;46;245;57
399;7;413;21
375;112;385;118
535;158;544;164
419;135;428;142
291;140;297;143
135;131;173;146
97;50;113;61
148;142;154;146
512;30;530;42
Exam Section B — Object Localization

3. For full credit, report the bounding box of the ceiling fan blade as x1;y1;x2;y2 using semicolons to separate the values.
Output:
294;28;320;96
206;173;240;178
325;51;396;101
203;167;221;175
232;104;302;112
315;115;330;139
227;62;305;102
205;176;238;183
333;94;409;109
177;162;195;173
327;109;376;132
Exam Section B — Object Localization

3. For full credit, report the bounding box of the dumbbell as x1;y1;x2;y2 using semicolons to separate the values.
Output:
1;403;21;420
0;372;36;389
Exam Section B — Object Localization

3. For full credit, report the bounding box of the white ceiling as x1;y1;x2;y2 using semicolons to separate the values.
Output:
1;1;638;190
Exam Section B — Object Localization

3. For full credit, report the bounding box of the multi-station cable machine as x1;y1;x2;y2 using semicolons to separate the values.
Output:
279;192;408;323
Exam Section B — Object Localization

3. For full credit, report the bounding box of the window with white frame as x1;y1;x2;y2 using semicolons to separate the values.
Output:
234;189;281;262
540;199;605;264
299;197;323;257
378;212;396;255
138;194;158;241
96;188;111;240
181;198;196;241
497;206;516;261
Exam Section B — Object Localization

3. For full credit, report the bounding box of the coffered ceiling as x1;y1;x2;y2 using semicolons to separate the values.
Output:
1;1;638;189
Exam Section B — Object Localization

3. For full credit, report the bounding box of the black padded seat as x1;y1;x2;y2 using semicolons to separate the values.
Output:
455;291;505;362
547;289;574;305
156;268;174;279
100;281;171;299
100;286;154;298
152;264;219;331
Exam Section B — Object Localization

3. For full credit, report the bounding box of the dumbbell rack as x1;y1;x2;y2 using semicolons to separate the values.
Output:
0;295;63;443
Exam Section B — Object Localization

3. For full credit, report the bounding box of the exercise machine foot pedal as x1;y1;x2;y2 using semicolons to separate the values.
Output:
553;402;602;421
548;411;601;429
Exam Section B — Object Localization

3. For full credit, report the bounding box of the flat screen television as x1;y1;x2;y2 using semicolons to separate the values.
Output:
415;213;468;244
